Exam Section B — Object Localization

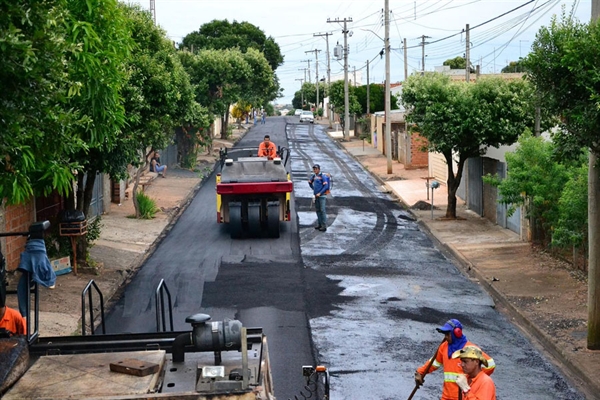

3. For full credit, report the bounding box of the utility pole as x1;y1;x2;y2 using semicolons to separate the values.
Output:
385;0;392;173
465;24;471;82
295;78;304;109
306;49;321;115
298;68;307;84
301;59;312;83
366;59;370;115
519;40;529;59
315;32;333;128
589;0;600;351
150;0;156;23
328;17;353;141
420;35;431;75
403;38;408;81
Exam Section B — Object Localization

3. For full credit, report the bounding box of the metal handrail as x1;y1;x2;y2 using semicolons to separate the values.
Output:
155;279;174;332
81;279;105;335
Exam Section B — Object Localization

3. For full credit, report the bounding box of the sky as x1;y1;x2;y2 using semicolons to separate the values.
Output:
127;0;591;104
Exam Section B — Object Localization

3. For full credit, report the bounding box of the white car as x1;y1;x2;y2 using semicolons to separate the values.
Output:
294;109;303;116
299;111;314;123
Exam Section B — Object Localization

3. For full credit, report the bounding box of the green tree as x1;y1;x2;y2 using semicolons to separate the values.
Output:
64;0;132;217
118;4;209;217
524;11;600;349
553;162;588;254
0;0;83;204
443;56;467;70
489;133;569;242
354;84;399;114
402;73;536;218
179;48;254;139
181;19;283;70
329;80;362;116
501;60;527;73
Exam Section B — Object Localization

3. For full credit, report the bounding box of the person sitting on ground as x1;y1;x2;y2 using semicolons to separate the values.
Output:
150;150;167;177
0;305;26;336
258;135;277;159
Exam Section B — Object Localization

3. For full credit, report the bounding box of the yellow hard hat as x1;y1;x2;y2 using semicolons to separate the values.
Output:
451;346;488;367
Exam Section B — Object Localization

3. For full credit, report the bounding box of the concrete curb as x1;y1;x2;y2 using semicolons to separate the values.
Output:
417;220;598;399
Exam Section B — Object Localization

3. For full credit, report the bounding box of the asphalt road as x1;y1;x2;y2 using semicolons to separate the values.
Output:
104;117;584;400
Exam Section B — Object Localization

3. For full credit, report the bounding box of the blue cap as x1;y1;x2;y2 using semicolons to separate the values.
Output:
436;319;462;333
312;164;320;169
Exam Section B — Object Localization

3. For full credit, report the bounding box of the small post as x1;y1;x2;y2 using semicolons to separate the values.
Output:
430;180;440;220
431;187;434;220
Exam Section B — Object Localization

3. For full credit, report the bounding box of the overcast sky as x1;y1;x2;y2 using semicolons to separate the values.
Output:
126;0;590;104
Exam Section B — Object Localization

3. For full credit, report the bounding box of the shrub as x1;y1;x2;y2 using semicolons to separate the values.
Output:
136;191;160;219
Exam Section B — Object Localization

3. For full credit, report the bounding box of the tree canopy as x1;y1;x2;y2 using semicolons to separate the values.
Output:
354;84;399;114
0;0;82;204
402;73;537;218
524;11;600;349
180;19;283;71
501;60;527;73
329;80;362;116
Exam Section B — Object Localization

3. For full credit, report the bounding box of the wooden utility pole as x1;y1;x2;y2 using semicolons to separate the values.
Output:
589;0;600;350
403;38;408;81
328;17;352;141
465;24;471;82
385;0;392;173
420;35;430;74
306;49;321;115
366;59;370;115
150;0;156;23
315;32;333;128
295;78;304;109
298;68;307;85
301;59;312;83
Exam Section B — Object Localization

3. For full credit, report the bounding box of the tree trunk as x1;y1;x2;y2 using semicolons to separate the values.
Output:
220;106;231;140
588;152;600;349
132;150;153;219
444;152;466;219
74;171;97;268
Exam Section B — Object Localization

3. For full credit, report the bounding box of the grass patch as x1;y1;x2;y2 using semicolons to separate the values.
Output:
136;191;160;219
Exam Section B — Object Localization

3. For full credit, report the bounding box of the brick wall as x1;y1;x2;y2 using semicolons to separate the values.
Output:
409;132;429;168
2;200;35;271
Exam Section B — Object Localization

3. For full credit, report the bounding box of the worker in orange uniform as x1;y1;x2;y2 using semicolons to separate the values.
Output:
0;305;26;336
414;319;495;400
452;346;496;400
258;135;277;159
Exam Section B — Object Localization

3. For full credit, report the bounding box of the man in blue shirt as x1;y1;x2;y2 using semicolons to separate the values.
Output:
308;164;330;232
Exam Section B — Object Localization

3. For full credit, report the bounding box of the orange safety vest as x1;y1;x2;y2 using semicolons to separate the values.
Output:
0;306;27;335
258;142;277;158
417;341;495;400
463;371;496;400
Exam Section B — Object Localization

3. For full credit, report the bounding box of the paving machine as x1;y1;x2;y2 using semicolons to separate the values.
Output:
216;147;293;238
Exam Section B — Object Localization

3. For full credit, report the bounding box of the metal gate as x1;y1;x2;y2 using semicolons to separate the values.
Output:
467;157;483;216
495;162;521;235
88;172;104;219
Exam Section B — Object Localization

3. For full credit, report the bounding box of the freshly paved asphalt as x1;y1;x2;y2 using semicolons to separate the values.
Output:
103;117;585;400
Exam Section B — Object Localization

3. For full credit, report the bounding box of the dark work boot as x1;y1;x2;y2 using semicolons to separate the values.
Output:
314;225;321;229
318;226;327;232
